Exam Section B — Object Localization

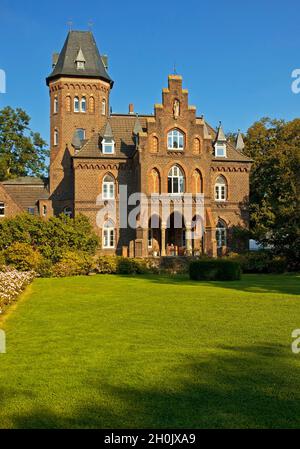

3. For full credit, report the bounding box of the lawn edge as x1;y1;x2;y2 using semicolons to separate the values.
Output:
0;283;34;329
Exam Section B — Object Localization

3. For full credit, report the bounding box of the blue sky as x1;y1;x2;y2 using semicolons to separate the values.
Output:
0;0;299;144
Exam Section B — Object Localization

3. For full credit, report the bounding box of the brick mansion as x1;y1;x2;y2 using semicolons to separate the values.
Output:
0;30;252;257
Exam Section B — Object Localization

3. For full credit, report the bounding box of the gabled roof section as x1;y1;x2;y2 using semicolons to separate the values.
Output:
103;121;114;139
74;115;147;159
46;31;113;86
205;123;252;162
1;177;49;211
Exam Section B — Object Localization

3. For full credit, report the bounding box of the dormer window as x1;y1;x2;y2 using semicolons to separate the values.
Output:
215;143;227;157
167;129;184;150
102;138;115;154
75;48;86;70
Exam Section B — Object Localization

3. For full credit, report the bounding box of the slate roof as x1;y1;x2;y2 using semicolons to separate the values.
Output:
206;123;251;162
74;115;148;159
46;31;113;86
1;177;49;211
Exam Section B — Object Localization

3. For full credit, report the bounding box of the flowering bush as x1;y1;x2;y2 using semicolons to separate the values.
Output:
0;268;35;315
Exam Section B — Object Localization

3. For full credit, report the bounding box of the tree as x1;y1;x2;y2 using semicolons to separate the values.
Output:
244;118;300;268
0;106;48;181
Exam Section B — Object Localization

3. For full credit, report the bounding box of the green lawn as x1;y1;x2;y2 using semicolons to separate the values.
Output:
0;274;300;429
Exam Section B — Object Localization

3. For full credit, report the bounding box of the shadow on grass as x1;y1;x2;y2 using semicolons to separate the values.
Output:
133;273;300;296
7;343;300;429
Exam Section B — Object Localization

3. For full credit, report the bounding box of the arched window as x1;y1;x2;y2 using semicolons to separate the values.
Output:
193;169;203;194
103;219;115;248
215;176;227;201
102;174;115;199
63;206;72;217
167;129;184;150
74;96;79;112
193;138;201;154
54;129;58;146
81;96;86;112
66;95;71;112
149;168;160;194
101;99;106;115
53;96;58;114
152;136;159;153
216;219;227;248
89;96;95;113
168;165;184;194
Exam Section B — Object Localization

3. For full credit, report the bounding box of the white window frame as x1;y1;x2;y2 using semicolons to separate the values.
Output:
81;96;86;113
102;175;115;200
101;99;106;115
42;205;47;216
0;202;5;217
103;221;115;248
168;165;185;194
215;176;227;202
54;129;58;146
74;96;80;113
53;96;58;114
215;143;227;157
216;221;227;248
102;138;115;155
76;61;85;70
167;129;184;150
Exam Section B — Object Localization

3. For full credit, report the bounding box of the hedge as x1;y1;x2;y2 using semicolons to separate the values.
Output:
189;259;241;281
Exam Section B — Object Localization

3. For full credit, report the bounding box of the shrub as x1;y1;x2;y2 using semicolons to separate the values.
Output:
4;242;43;271
94;256;118;274
52;251;93;277
189;259;241;281
234;251;286;274
36;258;53;278
0;213;99;263
117;257;148;275
0;269;35;314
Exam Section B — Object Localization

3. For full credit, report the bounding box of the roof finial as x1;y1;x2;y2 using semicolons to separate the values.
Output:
67;19;73;31
173;61;177;75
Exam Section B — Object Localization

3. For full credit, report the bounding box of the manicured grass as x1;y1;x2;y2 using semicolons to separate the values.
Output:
0;274;300;429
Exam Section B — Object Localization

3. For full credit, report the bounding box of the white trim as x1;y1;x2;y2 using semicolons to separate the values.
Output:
167;129;184;150
102;138;115;154
214;143;227;157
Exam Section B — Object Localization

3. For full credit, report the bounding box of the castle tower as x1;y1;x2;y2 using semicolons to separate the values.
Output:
46;30;113;214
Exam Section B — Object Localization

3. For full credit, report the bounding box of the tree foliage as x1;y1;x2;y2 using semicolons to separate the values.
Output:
244;118;300;267
0;106;49;181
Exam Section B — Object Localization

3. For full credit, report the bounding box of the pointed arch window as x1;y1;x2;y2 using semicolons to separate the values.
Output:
167;129;184;150
102;174;115;200
101;99;106;116
81;96;86;112
74;96;79;112
216;219;227;248
168;165;185;194
89;96;95;113
103;219;115;248
53;96;58;114
215;176;227;201
54;129;59;146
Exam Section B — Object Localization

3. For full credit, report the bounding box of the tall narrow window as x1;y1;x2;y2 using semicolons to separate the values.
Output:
168;165;185;194
148;229;153;248
101;99;106;115
0;202;5;217
215;176;227;201
103;220;115;248
53;96;58;114
102;174;115;200
81;96;86;112
74;96;79;112
167;129;184;150
216;219;227;248
54;129;58;146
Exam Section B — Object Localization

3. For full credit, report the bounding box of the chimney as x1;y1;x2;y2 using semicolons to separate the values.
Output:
52;53;59;68
129;103;134;114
